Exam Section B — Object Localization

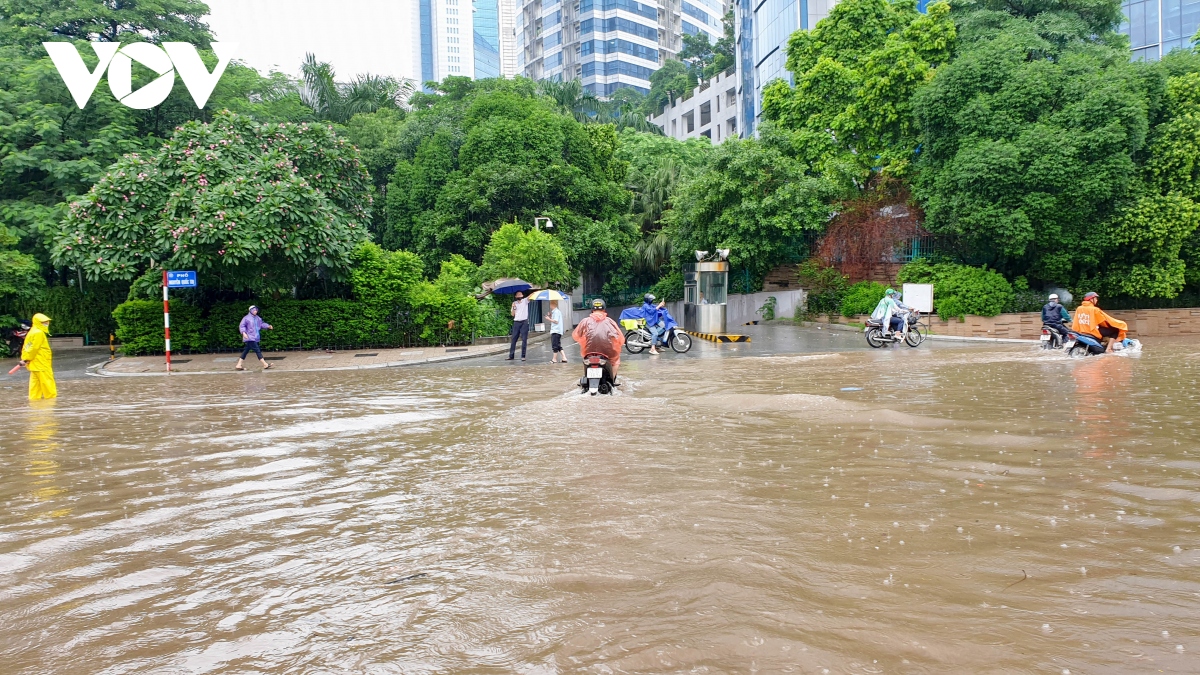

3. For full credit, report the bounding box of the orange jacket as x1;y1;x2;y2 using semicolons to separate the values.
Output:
1071;300;1127;340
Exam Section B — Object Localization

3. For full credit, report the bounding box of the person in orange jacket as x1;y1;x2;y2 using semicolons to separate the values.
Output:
1071;292;1127;353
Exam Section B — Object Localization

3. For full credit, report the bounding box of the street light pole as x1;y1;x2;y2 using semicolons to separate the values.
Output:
534;217;554;231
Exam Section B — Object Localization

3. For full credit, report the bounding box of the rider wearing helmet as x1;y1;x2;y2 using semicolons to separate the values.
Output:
641;292;668;355
572;298;626;377
1041;293;1071;341
1071;292;1127;353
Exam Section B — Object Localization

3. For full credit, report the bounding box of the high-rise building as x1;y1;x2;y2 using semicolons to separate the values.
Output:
1121;0;1200;60
735;0;839;137
419;0;476;82
418;0;519;82
499;0;522;76
518;0;728;98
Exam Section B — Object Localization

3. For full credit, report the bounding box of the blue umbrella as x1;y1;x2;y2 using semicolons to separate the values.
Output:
491;278;533;295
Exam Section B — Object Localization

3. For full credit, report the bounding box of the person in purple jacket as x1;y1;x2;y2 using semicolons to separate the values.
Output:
234;305;273;371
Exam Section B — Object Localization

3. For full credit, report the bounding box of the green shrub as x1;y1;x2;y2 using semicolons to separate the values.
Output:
898;260;1014;319
4;283;128;341
475;297;513;337
796;260;847;316
840;281;888;317
113;300;206;355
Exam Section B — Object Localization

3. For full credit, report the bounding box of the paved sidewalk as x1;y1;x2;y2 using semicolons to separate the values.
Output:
97;334;548;377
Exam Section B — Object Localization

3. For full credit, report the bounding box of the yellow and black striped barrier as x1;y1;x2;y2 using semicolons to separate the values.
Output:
687;331;751;343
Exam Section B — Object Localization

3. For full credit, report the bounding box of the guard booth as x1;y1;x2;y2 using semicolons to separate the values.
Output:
683;261;728;334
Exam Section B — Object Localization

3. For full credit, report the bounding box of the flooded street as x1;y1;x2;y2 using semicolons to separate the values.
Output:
1;327;1198;674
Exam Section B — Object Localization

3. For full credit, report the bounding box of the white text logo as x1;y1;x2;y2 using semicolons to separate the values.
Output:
43;42;237;110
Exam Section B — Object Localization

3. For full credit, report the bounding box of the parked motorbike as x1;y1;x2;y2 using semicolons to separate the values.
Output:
579;353;617;395
1040;324;1067;349
3;321;30;357
864;312;924;348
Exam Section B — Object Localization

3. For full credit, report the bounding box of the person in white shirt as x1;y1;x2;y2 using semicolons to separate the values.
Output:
548;299;567;363
508;291;531;360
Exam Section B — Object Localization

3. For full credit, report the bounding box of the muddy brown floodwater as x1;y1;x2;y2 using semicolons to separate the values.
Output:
1;333;1199;674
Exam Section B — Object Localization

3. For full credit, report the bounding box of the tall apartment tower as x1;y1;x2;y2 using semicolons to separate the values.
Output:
518;0;728;97
1121;0;1200;60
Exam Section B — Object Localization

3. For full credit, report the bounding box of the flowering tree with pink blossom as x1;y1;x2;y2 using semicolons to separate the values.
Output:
52;111;372;292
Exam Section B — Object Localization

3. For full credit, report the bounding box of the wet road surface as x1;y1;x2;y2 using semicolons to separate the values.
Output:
1;326;1198;673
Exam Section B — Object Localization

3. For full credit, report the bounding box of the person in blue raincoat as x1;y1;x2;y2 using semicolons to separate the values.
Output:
640;293;667;354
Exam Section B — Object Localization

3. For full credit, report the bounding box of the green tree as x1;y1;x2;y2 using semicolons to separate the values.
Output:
300;53;413;124
679;10;736;79
52;111;373;292
383;83;630;289
912;2;1159;285
761;0;955;178
0;225;44;336
643;59;695;115
666;133;837;283
0;0;213;47
480;222;570;287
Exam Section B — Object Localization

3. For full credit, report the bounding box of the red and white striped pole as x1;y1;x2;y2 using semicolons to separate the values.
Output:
162;269;172;373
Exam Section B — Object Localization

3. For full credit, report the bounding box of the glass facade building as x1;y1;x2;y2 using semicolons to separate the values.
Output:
737;0;837;137
475;0;503;77
1121;0;1200;60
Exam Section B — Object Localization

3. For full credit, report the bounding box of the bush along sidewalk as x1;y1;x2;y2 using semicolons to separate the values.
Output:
113;297;483;355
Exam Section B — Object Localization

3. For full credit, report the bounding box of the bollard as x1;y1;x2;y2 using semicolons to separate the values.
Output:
109;333;115;360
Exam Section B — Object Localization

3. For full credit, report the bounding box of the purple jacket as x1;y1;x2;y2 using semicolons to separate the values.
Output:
239;314;269;342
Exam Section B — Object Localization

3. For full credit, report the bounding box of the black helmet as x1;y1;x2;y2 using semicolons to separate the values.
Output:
644;293;656;304
590;298;606;311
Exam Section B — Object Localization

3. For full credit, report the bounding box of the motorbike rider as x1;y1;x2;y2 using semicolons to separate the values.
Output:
870;288;907;337
572;298;625;380
1041;293;1071;341
1071;292;1128;353
641;293;668;355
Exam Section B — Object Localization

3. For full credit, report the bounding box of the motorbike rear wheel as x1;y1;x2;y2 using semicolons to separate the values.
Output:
624;330;648;354
865;328;885;348
670;331;692;353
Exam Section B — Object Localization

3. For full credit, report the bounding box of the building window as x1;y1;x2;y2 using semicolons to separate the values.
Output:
684;111;695;133
700;101;711;126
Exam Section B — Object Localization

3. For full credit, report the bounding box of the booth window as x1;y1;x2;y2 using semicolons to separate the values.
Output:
699;272;727;304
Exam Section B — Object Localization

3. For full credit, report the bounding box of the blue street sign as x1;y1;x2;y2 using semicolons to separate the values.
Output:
167;270;197;288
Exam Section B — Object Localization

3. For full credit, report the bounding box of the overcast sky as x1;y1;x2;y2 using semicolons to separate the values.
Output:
204;0;421;83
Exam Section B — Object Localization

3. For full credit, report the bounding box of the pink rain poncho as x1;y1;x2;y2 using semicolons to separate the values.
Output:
572;310;625;373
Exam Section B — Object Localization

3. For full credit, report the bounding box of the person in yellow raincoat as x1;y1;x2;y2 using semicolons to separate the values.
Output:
19;313;56;400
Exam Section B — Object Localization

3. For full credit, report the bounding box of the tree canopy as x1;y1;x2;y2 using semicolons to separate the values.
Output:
383;79;631;287
53;111;372;291
761;0;956;178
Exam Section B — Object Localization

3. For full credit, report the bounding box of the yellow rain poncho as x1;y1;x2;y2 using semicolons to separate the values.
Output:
21;313;56;400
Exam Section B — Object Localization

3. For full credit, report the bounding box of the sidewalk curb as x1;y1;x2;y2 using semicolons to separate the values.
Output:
93;333;550;377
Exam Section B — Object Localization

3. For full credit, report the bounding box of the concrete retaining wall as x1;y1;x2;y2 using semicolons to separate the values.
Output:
662;289;808;332
815;307;1200;339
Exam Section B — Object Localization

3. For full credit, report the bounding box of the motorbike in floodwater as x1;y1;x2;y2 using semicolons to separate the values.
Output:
620;317;692;354
1040;324;1068;349
1063;330;1143;356
864;312;925;348
579;353;618;395
618;307;692;354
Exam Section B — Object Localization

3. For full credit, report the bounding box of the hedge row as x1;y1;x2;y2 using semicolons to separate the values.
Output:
113;298;487;355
